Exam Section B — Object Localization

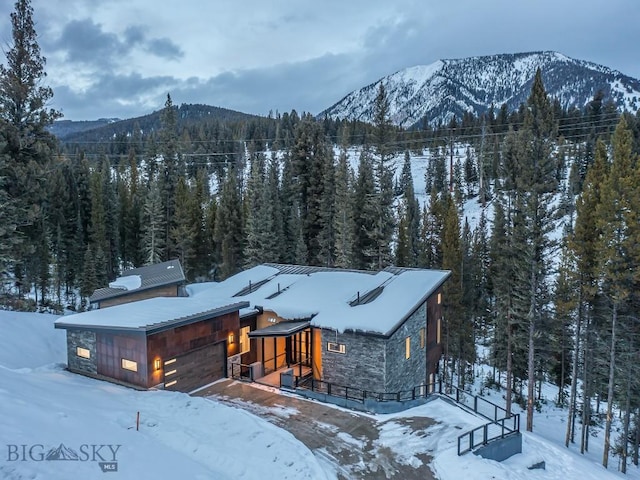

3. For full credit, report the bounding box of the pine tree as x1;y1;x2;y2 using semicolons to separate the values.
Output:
352;147;378;270
317;149;336;266
0;0;60;300
158;93;183;261
171;176;198;279
215;167;244;279
508;69;559;432
566;139;608;449
142;180;166;265
597;116;638;469
371;83;396;269
243;149;267;267
441;193;474;386
333;140;355;268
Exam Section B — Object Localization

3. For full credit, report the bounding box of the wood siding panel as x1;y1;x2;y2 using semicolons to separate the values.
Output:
98;284;180;308
426;288;444;377
96;332;148;387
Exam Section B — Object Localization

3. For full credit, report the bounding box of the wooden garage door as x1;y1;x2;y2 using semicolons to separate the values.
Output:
163;341;226;392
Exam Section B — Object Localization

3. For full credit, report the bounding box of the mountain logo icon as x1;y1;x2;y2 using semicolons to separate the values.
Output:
45;443;80;461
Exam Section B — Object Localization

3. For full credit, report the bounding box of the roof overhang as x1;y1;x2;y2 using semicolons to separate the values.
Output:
248;320;310;338
55;301;249;335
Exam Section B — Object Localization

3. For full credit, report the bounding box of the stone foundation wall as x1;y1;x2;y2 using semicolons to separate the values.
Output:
66;330;97;374
385;302;427;393
320;329;386;393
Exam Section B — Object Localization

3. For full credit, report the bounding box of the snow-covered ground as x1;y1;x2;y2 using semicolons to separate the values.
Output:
0;311;328;480
1;309;636;479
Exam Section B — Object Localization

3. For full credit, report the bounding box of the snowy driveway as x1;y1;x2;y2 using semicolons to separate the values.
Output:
195;380;438;479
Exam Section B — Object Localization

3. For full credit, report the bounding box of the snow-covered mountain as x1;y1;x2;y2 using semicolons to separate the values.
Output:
320;51;640;128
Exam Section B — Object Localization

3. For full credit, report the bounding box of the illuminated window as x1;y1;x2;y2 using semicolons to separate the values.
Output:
405;337;411;359
76;347;90;359
437;318;442;344
327;342;346;354
419;328;425;348
437;293;442;305
239;326;250;354
121;358;138;372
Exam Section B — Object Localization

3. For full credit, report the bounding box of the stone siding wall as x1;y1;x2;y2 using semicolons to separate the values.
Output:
385;301;427;393
320;329;386;393
66;330;97;374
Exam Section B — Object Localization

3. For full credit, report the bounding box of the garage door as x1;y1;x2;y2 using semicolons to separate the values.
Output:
163;341;226;392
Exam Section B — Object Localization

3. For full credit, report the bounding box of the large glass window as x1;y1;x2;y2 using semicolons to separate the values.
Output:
405;336;411;359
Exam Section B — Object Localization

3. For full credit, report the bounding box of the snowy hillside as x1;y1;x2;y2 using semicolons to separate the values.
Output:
321;51;640;128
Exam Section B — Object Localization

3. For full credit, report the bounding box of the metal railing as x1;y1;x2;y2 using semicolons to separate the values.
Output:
442;382;520;456
293;377;438;404
230;362;252;380
457;413;520;455
291;376;519;455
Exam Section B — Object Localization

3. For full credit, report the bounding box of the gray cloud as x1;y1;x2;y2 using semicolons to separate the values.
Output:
54;19;127;66
35;0;640;121
52;72;177;120
145;37;183;60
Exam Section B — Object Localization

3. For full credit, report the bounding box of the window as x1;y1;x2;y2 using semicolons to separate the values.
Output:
419;328;425;349
405;336;411;359
437;293;442;305
121;358;138;372
239;326;250;354
437;318;442;344
76;347;90;359
327;342;346;354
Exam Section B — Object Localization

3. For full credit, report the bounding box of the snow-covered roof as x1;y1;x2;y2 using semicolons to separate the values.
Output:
55;297;249;333
65;264;448;336
109;274;142;290
89;259;186;303
190;264;450;336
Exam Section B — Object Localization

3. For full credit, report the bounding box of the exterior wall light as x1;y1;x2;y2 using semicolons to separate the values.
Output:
228;333;235;344
154;358;161;370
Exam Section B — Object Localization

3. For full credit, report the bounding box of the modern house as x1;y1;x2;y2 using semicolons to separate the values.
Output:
89;259;186;309
195;264;450;395
56;262;449;397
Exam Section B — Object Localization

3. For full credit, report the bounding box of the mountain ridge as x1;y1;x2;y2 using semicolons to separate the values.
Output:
320;51;640;128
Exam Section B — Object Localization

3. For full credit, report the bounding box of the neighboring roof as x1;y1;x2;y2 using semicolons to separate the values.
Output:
187;264;450;336
89;259;186;304
55;297;249;334
249;320;310;338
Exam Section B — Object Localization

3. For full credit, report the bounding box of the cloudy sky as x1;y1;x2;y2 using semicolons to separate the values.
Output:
1;0;638;120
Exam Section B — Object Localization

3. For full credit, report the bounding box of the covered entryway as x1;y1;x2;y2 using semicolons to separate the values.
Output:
249;320;313;386
163;341;226;392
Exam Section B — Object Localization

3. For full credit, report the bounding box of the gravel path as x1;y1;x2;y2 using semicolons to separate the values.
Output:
195;379;438;479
